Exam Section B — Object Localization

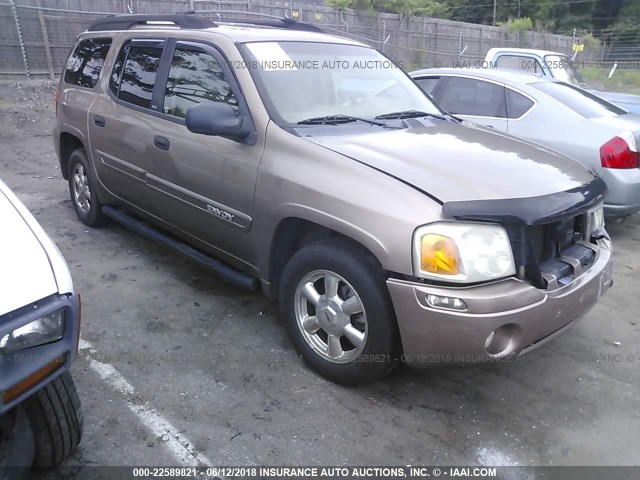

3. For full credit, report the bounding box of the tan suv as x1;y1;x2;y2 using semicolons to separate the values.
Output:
54;14;613;384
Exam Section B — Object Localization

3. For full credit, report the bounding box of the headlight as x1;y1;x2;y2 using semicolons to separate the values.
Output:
0;308;64;355
413;222;516;283
591;206;605;237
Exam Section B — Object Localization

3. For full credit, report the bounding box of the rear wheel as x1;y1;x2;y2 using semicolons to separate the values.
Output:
68;148;105;227
279;239;399;385
23;371;84;468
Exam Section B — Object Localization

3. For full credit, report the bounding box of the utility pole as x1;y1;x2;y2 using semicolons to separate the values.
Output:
492;0;497;26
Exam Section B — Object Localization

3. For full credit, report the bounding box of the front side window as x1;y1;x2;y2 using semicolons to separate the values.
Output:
414;77;440;96
64;37;112;88
242;42;441;125
532;81;625;118
118;43;164;109
437;77;506;118
163;47;238;118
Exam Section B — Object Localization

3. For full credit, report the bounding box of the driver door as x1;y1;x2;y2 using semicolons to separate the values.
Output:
144;41;264;268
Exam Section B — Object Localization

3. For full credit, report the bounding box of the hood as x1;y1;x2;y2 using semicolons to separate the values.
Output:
306;122;595;203
0;181;69;316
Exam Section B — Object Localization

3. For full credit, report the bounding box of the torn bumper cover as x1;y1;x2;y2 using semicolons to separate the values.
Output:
390;177;613;366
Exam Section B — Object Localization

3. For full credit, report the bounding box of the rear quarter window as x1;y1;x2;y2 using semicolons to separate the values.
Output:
506;89;534;118
64;38;112;88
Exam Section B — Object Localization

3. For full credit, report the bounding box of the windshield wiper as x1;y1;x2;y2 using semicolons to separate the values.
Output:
375;110;449;121
298;115;386;126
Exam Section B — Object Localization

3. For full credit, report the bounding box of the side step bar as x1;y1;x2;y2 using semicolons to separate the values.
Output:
102;206;258;292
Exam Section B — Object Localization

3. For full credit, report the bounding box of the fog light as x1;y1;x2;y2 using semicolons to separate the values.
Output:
426;294;467;311
484;323;522;357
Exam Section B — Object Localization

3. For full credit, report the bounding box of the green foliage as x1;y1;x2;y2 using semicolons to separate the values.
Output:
581;33;600;50
499;17;533;32
325;0;352;13
330;0;640;45
608;0;640;46
371;0;449;19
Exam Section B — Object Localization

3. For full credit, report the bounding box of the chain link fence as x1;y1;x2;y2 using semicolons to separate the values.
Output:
1;0;640;93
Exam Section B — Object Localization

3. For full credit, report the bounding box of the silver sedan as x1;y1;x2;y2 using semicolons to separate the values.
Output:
410;67;640;216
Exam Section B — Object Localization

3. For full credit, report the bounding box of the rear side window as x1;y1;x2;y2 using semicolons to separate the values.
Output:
496;55;543;75
163;47;238;118
64;38;112;88
437;77;506;118
116;43;164;109
506;89;534;118
532;81;625;118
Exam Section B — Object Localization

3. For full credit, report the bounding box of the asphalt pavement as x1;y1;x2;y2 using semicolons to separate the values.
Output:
1;81;638;476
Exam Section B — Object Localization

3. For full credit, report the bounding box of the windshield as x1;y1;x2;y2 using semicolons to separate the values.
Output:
544;54;585;86
532;81;626;118
241;41;441;125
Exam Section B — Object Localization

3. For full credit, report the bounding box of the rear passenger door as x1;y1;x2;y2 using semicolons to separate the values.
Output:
432;76;508;131
88;38;166;213
145;41;263;267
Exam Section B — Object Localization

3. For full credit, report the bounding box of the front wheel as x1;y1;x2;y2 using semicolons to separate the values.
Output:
23;371;84;467
279;239;399;385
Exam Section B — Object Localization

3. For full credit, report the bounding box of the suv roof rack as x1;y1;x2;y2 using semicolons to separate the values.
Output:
87;13;217;32
189;10;324;33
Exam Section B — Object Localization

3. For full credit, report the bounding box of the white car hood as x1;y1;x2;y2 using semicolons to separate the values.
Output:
0;180;73;316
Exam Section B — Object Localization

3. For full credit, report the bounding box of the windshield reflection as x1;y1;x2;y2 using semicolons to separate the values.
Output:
242;42;441;125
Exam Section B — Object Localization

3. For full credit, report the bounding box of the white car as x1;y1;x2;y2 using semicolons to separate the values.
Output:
0;178;83;476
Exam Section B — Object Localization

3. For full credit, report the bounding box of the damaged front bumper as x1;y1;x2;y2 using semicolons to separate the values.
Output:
389;236;612;366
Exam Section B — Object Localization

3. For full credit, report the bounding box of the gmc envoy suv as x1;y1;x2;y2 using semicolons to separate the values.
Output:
55;13;613;384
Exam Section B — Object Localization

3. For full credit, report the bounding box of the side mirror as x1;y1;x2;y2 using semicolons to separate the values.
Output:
185;102;250;140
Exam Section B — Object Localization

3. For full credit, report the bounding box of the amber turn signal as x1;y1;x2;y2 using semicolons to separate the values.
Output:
420;234;462;275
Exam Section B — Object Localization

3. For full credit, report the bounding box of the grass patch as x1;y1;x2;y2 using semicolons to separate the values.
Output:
580;66;640;94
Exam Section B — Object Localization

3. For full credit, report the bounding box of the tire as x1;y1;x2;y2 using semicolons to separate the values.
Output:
68;148;105;227
22;371;84;468
279;239;399;385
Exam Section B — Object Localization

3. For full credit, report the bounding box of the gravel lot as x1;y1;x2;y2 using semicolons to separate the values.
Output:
1;81;639;475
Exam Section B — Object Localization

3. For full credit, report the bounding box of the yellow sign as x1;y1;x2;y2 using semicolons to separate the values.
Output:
292;9;299;18
572;43;584;52
315;12;322;20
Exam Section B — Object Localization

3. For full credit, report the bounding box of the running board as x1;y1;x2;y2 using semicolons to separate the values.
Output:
102;206;258;292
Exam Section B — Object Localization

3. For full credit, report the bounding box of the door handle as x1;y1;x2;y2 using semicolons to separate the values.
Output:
153;136;170;151
94;115;105;127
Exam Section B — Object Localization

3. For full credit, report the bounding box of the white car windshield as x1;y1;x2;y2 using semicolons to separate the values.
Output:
243;41;441;124
544;54;585;86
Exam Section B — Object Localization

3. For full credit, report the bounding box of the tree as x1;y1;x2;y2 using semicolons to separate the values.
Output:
326;0;353;13
372;0;450;21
